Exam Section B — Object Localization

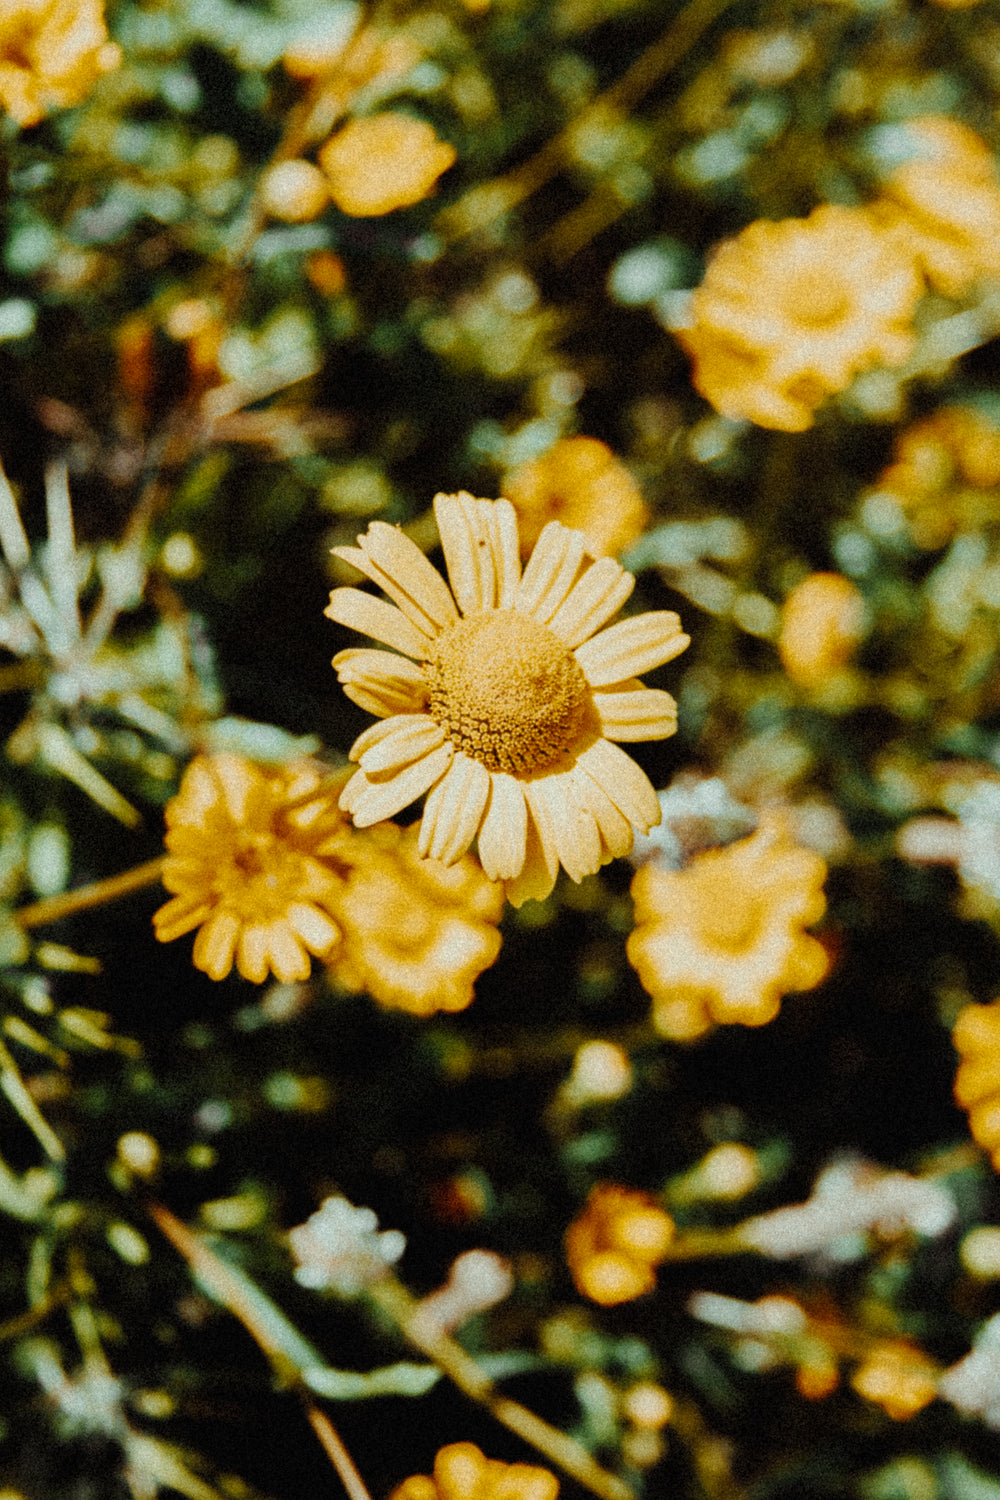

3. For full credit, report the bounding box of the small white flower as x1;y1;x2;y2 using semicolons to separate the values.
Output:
289;1195;405;1294
940;1315;1000;1427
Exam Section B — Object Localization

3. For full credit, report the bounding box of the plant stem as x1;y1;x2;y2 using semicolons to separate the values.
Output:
303;1401;374;1500
15;857;166;930
370;1277;636;1500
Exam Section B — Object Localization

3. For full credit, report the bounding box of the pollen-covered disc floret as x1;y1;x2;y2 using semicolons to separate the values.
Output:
424;611;590;774
325;493;689;906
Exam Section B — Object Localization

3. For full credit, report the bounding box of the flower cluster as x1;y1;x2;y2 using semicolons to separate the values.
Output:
953;999;1000;1168
501;437;649;560
564;1184;675;1305
153;753;503;1007
851;1340;939;1420
626;811;829;1039
327;494;688;906
288;1194;406;1294
389;1443;559;1500
0;0;120;127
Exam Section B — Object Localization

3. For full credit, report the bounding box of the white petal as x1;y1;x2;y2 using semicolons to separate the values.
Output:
418;752;491;863
334;522;458;634
574;611;690;686
348;744;454;826
434;492;495;615
505;815;559;907
488;497;522;609
547;556;635;648
569;765;633;859
349;714;422;762
515;521;585;624
477;772;528;881
326;588;430;659
525;772;602;884
593;688;678;742
575;737;661;832
332;648;428;717
359;717;445;776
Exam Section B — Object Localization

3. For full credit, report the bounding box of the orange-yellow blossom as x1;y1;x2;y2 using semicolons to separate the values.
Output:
501;437;649;559
851;1341;939;1420
778;573;865;688
153;754;349;984
318;114;456;216
389;1442;559;1500
953;999;1000;1169
627;811;829;1039
565;1184;674;1306
327;821;503;1015
0;0;119;126
676;205;923;431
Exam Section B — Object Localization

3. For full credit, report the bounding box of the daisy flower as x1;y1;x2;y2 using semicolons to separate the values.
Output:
389;1442;559;1500
326;493;689;906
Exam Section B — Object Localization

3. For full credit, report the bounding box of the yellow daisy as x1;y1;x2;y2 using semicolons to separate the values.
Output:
326;493;689;906
0;0;121;127
389;1443;559;1500
152;754;349;984
564;1183;675;1306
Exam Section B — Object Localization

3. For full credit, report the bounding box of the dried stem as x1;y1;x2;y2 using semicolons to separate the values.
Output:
303;1401;375;1500
15;857;166;931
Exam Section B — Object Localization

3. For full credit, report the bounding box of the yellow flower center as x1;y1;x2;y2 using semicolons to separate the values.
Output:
784;270;850;327
423;609;590;774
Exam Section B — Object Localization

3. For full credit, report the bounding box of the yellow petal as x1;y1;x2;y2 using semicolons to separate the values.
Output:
477;771;528;881
237;923;270;984
547;555;635;648
349;743;454;826
264;921;312;984
575;737;661;831
505;813;559;906
152;895;214;942
286;902;341;957
418;751;491;864
525;771;602;884
593;688;678;741
434;492;496;615
333;649;428;715
575;611;689;686
515;521;585;623
325;587;430;659
192;909;240;981
358;716;445;777
211;752;258;825
333;521;458;634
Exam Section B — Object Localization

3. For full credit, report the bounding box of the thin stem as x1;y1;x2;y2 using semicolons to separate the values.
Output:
370;1278;636;1500
303;1401;374;1500
15;857;166;931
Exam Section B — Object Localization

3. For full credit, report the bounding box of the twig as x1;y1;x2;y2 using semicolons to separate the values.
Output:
303;1401;374;1500
15;857;166;931
370;1277;636;1500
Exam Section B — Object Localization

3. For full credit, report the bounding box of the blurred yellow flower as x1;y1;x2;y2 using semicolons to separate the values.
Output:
627;811;829;1039
676;205;923;432
153;755;349;984
328;821;503;1015
870;405;1000;549
327;494;688;906
390;1443;559;1500
501;437;649;559
565;1184;675;1306
953;999;1000;1169
851;1341;939;1420
0;0;120;126
318;114;456;216
874;117;1000;297
778;572;865;689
